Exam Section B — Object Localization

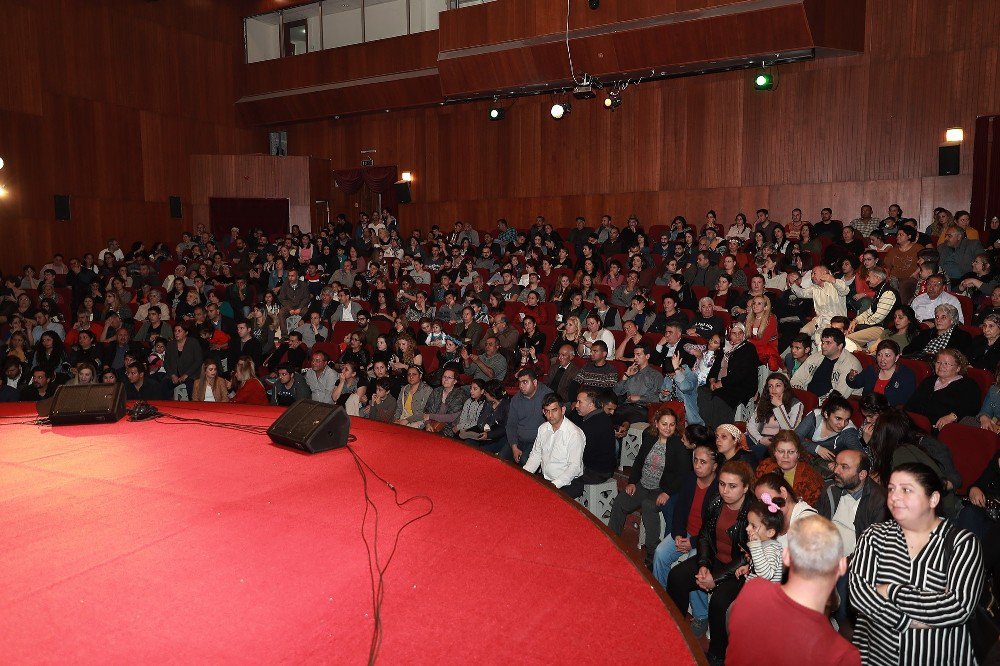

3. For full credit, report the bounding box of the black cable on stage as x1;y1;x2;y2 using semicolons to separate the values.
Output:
0;417;50;426
345;443;433;665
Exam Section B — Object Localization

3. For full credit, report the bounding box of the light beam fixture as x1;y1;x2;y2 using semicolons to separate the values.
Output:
401;171;413;182
550;102;571;120
603;90;622;111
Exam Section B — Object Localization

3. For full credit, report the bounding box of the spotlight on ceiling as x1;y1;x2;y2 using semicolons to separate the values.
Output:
0;157;5;170
0;185;8;198
488;106;505;121
753;68;774;91
589;0;600;8
603;91;622;111
550;103;571;120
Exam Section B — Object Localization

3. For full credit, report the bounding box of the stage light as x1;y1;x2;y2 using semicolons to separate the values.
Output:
946;127;964;142
0;157;5;170
488;107;505;121
603;91;621;111
401;171;413;182
754;70;774;90
0;185;7;198
550;103;571;120
589;0;599;8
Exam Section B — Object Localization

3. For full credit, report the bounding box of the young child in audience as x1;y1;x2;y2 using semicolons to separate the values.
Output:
737;497;785;583
425;320;447;347
658;332;723;426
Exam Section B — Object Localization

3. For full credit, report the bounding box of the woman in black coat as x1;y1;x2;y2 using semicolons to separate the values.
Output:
667;459;753;662
697;323;761;427
902;303;972;359
904;348;982;430
608;407;691;564
966;314;1000;370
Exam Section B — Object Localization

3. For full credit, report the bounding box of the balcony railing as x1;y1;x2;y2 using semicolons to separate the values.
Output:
244;0;495;64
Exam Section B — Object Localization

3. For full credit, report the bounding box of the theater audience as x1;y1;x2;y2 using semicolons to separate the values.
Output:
4;205;997;666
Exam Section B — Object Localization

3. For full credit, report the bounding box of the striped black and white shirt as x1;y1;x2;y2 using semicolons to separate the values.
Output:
849;518;983;665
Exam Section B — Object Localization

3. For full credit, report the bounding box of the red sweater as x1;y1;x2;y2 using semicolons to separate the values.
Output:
728;578;860;666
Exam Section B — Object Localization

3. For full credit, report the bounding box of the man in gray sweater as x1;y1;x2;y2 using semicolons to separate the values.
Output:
501;367;553;464
614;343;664;423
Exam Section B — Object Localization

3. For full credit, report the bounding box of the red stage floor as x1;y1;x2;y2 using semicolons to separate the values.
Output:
0;402;700;664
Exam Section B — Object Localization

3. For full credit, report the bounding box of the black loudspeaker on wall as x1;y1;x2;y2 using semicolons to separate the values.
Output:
393;181;412;204
54;194;71;221
169;196;183;219
939;145;961;176
267;400;351;454
44;384;127;426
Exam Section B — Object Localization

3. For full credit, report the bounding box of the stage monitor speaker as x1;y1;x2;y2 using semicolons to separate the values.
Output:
47;383;126;426
393;181;412;204
939;144;961;176
169;196;183;218
267;400;351;454
54;195;71;221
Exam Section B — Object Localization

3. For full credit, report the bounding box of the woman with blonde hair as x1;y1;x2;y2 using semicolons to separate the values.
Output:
744;294;779;369
229;356;268;405
549;315;583;355
191;359;229;403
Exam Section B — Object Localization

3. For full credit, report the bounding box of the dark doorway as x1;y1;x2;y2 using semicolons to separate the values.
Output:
283;19;307;57
210;198;289;241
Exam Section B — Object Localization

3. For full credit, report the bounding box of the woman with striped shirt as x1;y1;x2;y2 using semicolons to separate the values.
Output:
850;462;983;665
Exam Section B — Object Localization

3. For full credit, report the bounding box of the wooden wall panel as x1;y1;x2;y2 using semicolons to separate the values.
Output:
286;0;996;238
0;0;263;270
190;155;325;234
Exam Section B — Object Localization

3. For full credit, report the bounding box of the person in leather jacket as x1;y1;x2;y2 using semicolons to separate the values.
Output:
667;459;754;664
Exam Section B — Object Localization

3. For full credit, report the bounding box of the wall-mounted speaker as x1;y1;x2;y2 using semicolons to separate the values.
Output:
393;181;412;204
267;400;351;454
54;195;71;221
169;196;183;219
939;144;960;176
46;383;126;426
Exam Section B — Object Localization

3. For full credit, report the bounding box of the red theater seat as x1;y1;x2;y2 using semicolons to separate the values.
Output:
937;423;1000;493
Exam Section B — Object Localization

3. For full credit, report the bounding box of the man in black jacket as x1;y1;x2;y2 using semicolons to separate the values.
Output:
817;449;887;626
568;389;617;486
652;443;720;588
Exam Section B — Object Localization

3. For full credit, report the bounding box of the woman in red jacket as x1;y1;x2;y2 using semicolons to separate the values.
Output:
229;356;269;405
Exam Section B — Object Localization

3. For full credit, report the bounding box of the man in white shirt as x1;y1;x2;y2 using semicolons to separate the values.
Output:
792;265;849;345
523;393;586;497
97;238;125;263
910;273;964;323
304;351;339;403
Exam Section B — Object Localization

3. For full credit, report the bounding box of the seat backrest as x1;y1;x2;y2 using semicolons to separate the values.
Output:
965;367;994;402
646;401;686;428
898;357;931;385
853;350;875;370
938;423;1000;493
792;388;819;414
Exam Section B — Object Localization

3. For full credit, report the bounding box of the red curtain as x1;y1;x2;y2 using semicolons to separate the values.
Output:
333;165;399;214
